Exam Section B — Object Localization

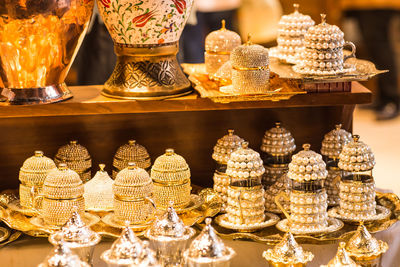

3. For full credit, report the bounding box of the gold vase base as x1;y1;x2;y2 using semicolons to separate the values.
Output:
102;43;192;100
0;83;72;105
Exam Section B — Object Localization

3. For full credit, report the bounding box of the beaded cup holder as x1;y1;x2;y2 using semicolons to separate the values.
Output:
212;129;244;210
261;122;296;213
328;135;391;223
269;4;315;64
102;162;156;231
112;140;151;179
293;14;356;76
205;20;241;82
10;151;57;216
54;141;92;183
30;164;99;230
151;149;203;213
321;124;352;206
275;144;344;235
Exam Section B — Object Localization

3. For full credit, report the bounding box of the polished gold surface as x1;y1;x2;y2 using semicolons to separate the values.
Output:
102;43;192;100
0;188;220;240
0;0;94;104
321;242;360;267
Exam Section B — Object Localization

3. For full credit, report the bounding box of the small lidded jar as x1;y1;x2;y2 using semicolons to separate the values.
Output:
84;164;114;212
183;218;236;267
49;211;101;265
113;140;151;179
230;36;270;94
35;163;85;226
38;241;90;267
286;144;329;232
263;231;314;266
212;129;244;207
321;242;360;267
205;20;241;81
19;151;57;209
54;141;92;183
113;162;155;225
321;124;352;206
337;135;377;220
145;203;195;266
151;149;192;210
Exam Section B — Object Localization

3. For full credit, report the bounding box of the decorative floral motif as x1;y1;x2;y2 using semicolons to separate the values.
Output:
97;0;193;45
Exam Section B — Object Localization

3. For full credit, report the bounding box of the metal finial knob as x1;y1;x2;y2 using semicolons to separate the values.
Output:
335;124;342;130
34;151;44;157
165;148;175;155
99;164;106;171
58;163;68;170
275;122;281;128
127;162;136;169
228;129;234;135
128;140;136;145
353;135;360;142
293;3;299;12
241;141;249;149
320;14;327;23
246;34;252;45
205;217;212;226
70;140;78;145
302;143;311;151
221;19;226;30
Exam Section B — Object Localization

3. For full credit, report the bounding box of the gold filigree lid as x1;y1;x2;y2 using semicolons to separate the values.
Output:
338;135;375;172
226;142;265;179
345;223;388;258
322;242;360;267
231;36;269;68
261;122;296;156
49;211;100;247
114;163;152;188
83;164;114;211
187;218;232;259
43;164;84;199
101;224;144;266
148;202;187;237
113;140;151;171
321;124;352;159
278;4;315;33
55;140;91;162
151;149;190;183
263;231;314;265
205;20;241;53
38;241;90;267
212;129;244;165
19;151;57;184
304;14;345;49
288;144;327;182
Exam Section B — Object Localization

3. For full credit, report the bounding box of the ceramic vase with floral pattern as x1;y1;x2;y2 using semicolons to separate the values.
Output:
98;0;193;99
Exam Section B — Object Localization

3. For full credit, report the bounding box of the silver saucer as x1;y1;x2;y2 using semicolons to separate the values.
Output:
276;217;344;235
215;212;280;233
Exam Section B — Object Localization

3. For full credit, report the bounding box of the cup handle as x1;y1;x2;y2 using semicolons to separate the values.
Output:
237;191;244;225
30;187;43;215
343;41;356;61
275;191;292;225
144;197;157;222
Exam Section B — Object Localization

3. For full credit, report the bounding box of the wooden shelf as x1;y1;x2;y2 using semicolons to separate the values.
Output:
0;82;371;118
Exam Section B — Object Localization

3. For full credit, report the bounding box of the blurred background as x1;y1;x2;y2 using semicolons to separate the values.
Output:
67;0;400;193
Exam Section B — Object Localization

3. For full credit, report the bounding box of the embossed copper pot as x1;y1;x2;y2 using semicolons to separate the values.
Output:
97;0;193;99
0;0;94;105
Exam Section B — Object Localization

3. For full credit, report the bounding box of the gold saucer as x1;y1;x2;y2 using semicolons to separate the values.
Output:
276;217;344;235
328;205;391;224
30;212;100;231
7;200;38;217
101;213;153;232
158;194;204;214
292;63;355;77
215;212;280;233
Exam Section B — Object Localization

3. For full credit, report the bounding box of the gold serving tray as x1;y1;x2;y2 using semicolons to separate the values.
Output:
0;188;222;239
181;63;306;103
196;192;400;245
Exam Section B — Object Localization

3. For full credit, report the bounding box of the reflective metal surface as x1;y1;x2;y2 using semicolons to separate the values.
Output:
0;0;94;105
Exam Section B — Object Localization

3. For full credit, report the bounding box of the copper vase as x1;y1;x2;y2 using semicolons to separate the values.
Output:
0;0;94;105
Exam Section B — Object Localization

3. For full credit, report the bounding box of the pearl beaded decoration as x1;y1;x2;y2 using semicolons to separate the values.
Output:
338;135;375;172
